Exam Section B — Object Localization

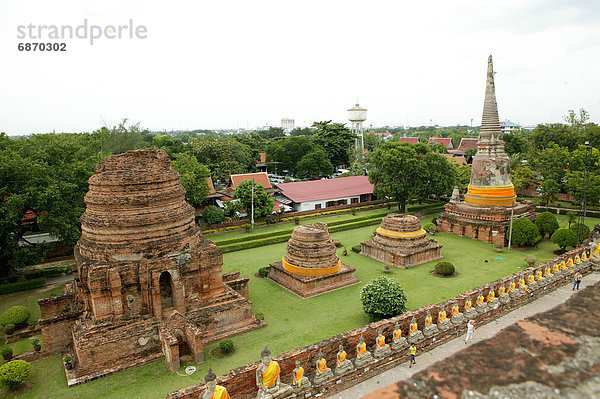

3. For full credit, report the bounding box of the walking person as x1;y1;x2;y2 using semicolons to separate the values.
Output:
573;272;582;290
408;344;416;368
465;320;475;344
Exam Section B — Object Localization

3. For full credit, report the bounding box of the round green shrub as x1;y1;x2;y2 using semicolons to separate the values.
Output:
0;306;30;328
3;324;15;333
511;218;542;247
360;277;407;320
0;346;13;357
423;223;438;234
218;338;234;354
569;223;590;242
434;261;455;276
202;205;225;225
535;211;559;238
0;360;31;389
257;267;271;278
551;228;577;252
332;238;342;247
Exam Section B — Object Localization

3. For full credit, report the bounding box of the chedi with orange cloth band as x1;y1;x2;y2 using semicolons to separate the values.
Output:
373;328;392;359
267;222;359;298
334;345;354;376
361;213;443;269
312;351;333;386
437;55;536;246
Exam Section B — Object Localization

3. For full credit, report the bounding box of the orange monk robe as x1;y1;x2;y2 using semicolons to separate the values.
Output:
317;358;327;372
438;311;446;323
357;342;367;356
394;329;402;340
336;351;347;366
261;361;281;388
293;367;304;388
208;385;230;399
464;300;472;312
452;305;459;316
409;323;418;335
377;335;386;347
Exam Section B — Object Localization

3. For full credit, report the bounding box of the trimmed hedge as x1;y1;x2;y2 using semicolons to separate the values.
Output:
23;266;71;280
0;278;46;295
351;245;361;253
434;261;455;276
536;207;600;218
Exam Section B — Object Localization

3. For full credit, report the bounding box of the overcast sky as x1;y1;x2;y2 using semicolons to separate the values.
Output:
1;0;599;135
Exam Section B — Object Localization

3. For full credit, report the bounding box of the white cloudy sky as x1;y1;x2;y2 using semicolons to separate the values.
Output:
1;0;599;135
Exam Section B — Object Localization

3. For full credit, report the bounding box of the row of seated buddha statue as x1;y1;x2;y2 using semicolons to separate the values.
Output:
200;247;594;399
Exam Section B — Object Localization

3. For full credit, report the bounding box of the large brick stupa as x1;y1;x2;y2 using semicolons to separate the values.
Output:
438;56;535;245
39;149;263;385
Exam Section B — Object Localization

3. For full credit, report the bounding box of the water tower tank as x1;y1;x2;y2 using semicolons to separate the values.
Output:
348;104;367;122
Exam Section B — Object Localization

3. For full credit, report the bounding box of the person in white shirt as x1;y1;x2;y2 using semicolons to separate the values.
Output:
465;320;475;344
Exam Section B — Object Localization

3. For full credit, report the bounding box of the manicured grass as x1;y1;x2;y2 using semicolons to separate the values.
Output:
4;214;599;399
4;334;42;356
0;285;65;324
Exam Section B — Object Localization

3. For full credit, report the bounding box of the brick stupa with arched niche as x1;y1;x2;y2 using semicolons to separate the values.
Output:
438;55;535;245
38;149;264;385
267;223;360;298
360;214;443;268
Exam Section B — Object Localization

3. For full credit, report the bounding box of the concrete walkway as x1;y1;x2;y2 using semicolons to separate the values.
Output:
330;273;600;399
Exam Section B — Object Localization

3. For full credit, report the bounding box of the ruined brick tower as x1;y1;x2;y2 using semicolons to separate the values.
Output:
438;56;535;245
39;149;263;385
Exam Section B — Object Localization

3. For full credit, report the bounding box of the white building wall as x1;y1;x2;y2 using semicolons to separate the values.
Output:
294;196;361;212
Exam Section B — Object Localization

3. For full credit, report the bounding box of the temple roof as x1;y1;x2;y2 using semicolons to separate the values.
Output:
276;176;374;203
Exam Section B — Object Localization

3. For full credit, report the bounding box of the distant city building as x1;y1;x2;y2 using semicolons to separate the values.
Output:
281;118;295;131
499;120;520;133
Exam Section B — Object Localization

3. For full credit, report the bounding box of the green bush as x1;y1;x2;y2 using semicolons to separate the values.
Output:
257;267;271;278
423;222;438;234
535;211;559;238
218;339;234;354
0;346;13;357
0;278;46;295
24;266;71;280
332;238;342;247
360;277;407;320
434;261;455;276
551;228;577;252
0;360;32;389
202;205;225;224
511;218;542;247
202;229;217;235
351;245;361;253
569;223;591;242
0;306;31;328
3;324;15;333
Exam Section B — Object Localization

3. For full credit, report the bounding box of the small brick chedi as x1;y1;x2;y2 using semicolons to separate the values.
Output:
438;55;535;246
268;223;359;298
38;149;263;384
360;214;442;268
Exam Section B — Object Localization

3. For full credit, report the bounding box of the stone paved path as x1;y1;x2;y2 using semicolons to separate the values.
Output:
329;273;600;399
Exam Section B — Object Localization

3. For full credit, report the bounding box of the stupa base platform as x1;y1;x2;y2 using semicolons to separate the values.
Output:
438;201;535;246
359;240;442;269
267;261;360;298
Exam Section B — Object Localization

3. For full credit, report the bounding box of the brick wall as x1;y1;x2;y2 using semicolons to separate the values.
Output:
167;247;593;399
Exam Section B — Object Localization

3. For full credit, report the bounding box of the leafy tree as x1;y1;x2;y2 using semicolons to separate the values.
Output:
171;153;210;206
530;144;569;185
363;133;384;152
511;166;536;191
311;121;356;166
97;119;147;155
566;211;577;228
570;223;590;243
202;205;224;224
233;179;274;218
369;142;455;212
551;228;576;252
503;132;529;156
152;134;185;157
192;136;255;181
360;277;407;320
464;148;477;163
256;127;285;140
511;218;541;247
535;212;559;238
295;148;334;178
290;127;316;136
531;123;580;152
453;164;471;193
0;360;31;390
539;178;559;207
566;172;600;206
429;142;448;154
266;136;318;175
222;200;242;217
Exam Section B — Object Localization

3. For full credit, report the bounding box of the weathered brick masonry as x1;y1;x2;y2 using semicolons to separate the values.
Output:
38;149;263;386
167;247;593;399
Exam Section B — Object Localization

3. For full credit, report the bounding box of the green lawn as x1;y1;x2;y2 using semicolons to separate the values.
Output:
3;213;599;399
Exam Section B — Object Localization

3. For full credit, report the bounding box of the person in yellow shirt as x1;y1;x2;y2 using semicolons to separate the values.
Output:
408;344;417;368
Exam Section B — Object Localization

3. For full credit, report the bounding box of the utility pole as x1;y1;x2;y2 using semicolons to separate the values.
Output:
576;141;591;246
251;178;255;231
508;198;516;249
